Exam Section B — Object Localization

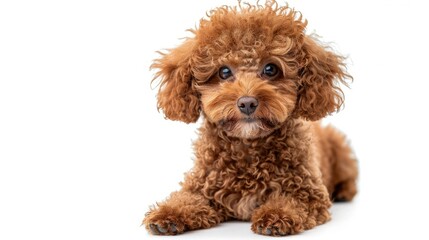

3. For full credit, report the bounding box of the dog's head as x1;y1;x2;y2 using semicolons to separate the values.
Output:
152;1;350;139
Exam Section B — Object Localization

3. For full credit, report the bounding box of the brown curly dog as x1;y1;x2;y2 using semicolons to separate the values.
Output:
143;1;358;236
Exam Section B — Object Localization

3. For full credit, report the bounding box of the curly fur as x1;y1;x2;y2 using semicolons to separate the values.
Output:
144;1;357;236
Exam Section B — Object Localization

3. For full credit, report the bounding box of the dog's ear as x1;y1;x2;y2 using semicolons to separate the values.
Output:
151;39;200;123
294;36;350;121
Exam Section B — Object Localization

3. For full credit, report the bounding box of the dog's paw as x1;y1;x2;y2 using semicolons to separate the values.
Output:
143;208;185;235
252;221;290;236
148;222;179;235
251;209;304;236
144;217;185;235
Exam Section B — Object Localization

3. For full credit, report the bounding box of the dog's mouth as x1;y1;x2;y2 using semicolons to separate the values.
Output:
218;117;278;138
220;117;276;127
247;117;277;128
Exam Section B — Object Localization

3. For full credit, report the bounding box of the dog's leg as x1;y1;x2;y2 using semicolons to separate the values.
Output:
331;143;358;201
322;125;358;201
251;194;331;236
143;190;221;235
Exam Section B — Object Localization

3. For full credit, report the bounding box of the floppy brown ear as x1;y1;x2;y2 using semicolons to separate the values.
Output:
295;36;351;121
151;39;200;123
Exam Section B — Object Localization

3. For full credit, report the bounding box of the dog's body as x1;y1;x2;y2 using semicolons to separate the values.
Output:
144;1;357;236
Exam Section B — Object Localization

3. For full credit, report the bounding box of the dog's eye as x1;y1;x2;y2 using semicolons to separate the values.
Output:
262;63;279;78
219;66;233;80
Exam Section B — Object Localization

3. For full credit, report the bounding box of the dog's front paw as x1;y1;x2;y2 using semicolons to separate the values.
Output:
143;208;185;235
251;209;304;236
148;222;180;235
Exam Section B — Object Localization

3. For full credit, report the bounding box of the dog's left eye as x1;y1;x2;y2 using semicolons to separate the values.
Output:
262;63;279;78
219;66;233;80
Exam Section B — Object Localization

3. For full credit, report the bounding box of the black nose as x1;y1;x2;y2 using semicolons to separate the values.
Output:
237;96;258;115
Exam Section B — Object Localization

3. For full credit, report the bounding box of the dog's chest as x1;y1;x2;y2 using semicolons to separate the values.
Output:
207;155;275;220
209;174;262;220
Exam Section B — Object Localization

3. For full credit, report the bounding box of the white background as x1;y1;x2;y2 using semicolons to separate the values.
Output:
1;0;429;239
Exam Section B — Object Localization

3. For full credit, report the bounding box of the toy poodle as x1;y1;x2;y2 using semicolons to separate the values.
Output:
143;1;358;236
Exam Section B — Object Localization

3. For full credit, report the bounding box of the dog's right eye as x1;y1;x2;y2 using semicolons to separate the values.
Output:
219;66;233;80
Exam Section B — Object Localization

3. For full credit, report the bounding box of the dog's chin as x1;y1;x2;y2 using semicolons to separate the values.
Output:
219;118;278;139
